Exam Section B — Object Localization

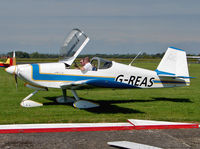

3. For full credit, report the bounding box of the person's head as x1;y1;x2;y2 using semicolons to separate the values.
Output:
84;57;90;64
80;59;85;66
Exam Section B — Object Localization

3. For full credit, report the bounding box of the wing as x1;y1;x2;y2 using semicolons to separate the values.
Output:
60;79;138;90
0;63;10;68
60;80;91;89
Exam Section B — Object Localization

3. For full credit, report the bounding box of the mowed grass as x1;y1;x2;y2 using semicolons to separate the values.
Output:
0;59;200;124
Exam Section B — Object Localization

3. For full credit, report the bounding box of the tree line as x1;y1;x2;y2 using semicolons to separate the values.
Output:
0;51;199;59
0;51;165;59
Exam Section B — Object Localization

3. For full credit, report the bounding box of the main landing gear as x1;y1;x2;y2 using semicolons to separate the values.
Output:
20;84;99;109
56;89;99;109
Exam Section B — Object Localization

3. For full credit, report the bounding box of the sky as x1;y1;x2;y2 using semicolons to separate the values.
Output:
0;0;200;55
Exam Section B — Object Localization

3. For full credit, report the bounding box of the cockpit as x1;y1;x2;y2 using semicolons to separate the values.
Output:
90;57;112;70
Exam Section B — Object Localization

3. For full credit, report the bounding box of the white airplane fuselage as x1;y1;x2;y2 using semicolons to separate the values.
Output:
13;61;189;90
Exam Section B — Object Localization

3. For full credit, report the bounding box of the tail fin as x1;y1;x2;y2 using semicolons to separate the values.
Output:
155;47;191;84
7;51;16;66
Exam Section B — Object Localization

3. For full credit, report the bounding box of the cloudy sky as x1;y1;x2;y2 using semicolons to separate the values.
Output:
0;0;200;54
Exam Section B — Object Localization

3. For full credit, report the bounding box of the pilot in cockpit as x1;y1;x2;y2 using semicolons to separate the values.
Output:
75;57;93;72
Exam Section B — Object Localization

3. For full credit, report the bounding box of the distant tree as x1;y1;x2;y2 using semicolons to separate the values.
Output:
30;52;40;58
7;51;30;58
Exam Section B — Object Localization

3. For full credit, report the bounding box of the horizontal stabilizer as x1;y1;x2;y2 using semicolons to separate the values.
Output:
155;69;194;79
158;75;194;79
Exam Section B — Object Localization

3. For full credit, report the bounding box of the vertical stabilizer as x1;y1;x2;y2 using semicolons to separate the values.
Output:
156;47;189;77
155;47;190;86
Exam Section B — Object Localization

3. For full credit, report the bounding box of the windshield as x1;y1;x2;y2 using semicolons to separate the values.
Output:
91;57;112;70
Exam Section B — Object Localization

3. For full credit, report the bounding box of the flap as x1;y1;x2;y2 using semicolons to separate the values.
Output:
60;80;90;89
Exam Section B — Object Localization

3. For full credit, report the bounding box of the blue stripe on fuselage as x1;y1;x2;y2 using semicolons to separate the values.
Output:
31;64;115;82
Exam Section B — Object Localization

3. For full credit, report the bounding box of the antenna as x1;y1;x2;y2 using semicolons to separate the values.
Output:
128;51;142;66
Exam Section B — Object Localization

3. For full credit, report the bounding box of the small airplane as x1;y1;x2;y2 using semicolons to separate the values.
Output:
0;53;16;68
5;28;193;109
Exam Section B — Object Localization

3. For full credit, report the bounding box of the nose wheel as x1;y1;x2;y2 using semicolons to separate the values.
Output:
20;90;43;107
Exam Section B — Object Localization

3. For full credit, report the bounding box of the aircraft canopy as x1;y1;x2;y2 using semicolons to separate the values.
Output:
60;29;89;66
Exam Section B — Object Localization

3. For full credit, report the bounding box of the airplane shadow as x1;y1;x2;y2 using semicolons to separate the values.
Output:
43;96;192;114
84;97;192;113
84;99;144;114
152;97;192;103
43;96;145;114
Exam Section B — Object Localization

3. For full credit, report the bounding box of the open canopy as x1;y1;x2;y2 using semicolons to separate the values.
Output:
60;28;89;66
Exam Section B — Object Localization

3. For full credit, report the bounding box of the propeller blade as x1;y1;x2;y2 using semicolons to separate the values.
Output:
13;51;16;65
14;74;18;89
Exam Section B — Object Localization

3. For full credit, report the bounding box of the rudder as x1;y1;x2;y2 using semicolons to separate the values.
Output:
156;47;189;77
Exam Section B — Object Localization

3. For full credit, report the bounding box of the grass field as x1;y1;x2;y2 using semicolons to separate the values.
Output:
0;59;199;124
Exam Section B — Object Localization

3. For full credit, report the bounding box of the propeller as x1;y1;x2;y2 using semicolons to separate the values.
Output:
14;73;18;89
5;51;18;89
12;51;18;89
11;51;18;89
